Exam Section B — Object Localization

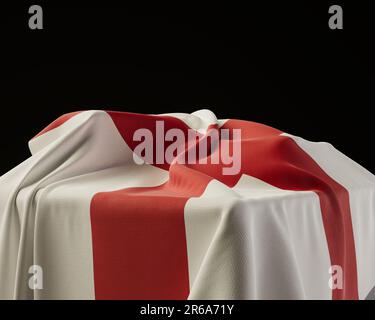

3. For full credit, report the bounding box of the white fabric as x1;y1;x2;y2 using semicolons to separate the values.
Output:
1;110;375;299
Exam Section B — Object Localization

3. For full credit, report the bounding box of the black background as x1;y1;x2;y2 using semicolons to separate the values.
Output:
2;1;374;175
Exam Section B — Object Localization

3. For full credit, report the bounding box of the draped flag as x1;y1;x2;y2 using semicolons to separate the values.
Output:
1;110;375;299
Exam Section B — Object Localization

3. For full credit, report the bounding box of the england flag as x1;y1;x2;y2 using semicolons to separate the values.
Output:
0;110;374;300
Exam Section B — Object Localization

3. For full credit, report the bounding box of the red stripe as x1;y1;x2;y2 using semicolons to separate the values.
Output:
90;164;212;299
90;112;212;299
90;113;358;299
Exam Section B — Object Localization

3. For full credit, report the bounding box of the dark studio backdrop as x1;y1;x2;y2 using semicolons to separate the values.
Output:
1;2;374;176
